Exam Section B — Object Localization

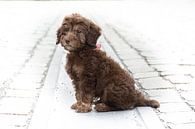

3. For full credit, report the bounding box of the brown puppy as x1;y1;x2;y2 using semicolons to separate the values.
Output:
56;14;160;113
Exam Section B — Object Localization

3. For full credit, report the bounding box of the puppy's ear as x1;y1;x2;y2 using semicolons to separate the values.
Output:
56;27;62;45
86;22;101;48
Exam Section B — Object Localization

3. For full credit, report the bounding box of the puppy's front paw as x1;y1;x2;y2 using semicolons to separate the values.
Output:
71;102;81;110
76;103;92;113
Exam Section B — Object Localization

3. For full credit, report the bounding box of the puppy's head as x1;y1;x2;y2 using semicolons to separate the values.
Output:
56;13;101;51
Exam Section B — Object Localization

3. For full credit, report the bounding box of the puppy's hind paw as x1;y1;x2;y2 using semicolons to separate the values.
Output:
71;103;78;110
95;103;115;112
76;103;92;113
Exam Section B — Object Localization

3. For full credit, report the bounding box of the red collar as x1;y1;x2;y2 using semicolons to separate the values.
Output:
95;43;101;50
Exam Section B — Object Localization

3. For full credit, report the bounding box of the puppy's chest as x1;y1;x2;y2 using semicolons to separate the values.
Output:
72;62;83;75
66;56;84;76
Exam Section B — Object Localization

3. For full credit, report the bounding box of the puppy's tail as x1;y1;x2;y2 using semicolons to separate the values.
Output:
135;90;160;108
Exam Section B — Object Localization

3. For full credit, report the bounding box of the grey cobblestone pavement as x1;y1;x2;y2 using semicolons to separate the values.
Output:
100;24;195;129
1;1;195;129
0;2;62;129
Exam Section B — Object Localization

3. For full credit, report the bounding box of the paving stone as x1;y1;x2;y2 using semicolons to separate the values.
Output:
30;56;51;63
116;49;137;54
160;112;195;124
180;91;195;101
127;64;155;74
169;123;195;129
110;43;130;51
191;71;195;77
175;84;195;91
0;88;6;99
36;45;55;52
151;64;182;72
41;37;56;44
0;125;26;129
187;101;195;106
25;61;48;67
5;89;38;98
159;65;195;76
139;77;175;89
0;72;14;83
26;61;49;67
179;59;195;65
0;98;34;115
12;79;42;87
124;59;148;67
120;54;142;60
9;81;42;90
139;51;159;59
147;90;183;103
20;66;47;75
133;71;159;79
117;51;140;59
32;51;53;57
159;102;192;113
32;52;53;59
147;58;178;65
0;65;20;70
145;89;184;103
164;75;193;84
14;75;43;83
0;114;28;126
17;74;45;80
4;59;26;66
146;89;180;97
0;51;30;58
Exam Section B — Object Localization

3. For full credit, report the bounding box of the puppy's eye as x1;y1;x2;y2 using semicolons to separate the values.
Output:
76;30;82;34
63;26;69;32
63;23;69;29
64;28;69;32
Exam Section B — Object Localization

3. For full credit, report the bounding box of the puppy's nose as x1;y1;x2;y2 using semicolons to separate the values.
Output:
65;39;70;44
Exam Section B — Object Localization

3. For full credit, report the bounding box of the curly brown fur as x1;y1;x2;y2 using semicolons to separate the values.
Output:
56;13;160;113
